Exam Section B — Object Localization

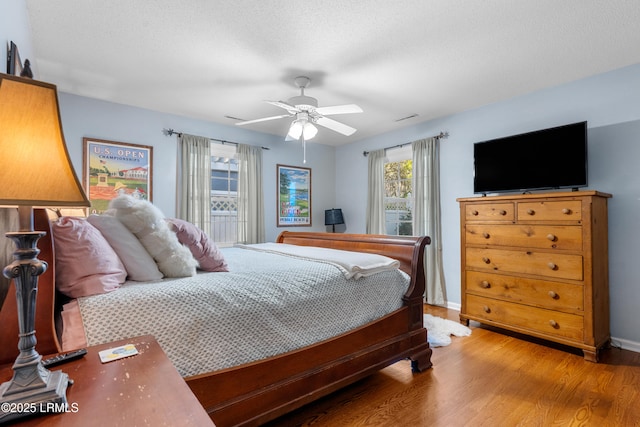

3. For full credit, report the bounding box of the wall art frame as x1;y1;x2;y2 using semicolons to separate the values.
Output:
82;137;153;214
277;164;311;227
6;41;22;76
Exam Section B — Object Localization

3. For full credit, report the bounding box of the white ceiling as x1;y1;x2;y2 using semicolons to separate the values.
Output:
25;0;640;146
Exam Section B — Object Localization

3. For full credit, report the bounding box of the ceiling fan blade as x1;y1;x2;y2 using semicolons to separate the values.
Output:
315;104;363;115
235;114;292;126
316;116;357;136
265;100;299;113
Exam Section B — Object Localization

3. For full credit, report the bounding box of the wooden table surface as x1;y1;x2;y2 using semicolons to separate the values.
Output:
0;335;214;426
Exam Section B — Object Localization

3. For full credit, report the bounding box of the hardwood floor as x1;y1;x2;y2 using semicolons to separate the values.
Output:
266;305;640;427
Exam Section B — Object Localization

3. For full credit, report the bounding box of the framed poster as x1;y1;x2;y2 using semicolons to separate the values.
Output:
83;138;153;214
7;41;22;76
277;164;311;227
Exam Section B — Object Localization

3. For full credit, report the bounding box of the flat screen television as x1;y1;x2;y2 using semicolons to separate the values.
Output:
473;121;588;194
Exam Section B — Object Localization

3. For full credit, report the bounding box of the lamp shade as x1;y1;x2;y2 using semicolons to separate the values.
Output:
0;74;89;208
324;208;345;226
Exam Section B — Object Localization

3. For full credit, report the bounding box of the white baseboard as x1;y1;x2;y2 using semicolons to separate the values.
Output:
446;301;461;311
438;302;640;354
611;336;640;353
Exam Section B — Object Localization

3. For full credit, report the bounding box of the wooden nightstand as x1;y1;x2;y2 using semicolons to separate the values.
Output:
0;335;214;426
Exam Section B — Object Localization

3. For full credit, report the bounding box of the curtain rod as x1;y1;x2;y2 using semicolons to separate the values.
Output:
163;128;270;150
362;131;449;157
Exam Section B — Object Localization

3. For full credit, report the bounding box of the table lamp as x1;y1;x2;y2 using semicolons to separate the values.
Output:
0;73;90;422
324;208;344;233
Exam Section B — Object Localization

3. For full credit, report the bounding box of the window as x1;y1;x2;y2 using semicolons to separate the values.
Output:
210;144;238;246
384;146;413;236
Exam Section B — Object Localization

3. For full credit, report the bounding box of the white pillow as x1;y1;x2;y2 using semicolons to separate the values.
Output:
87;214;163;281
108;195;197;278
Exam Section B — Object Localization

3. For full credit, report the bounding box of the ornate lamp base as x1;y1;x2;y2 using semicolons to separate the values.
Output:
0;231;71;422
0;368;70;422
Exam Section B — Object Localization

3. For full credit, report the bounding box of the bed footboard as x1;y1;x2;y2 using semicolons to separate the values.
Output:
187;231;432;426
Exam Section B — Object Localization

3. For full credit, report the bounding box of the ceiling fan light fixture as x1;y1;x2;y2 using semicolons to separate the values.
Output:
303;121;318;139
238;75;361;146
288;119;304;139
287;118;318;140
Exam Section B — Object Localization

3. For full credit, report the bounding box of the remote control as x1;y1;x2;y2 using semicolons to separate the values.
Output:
41;348;87;368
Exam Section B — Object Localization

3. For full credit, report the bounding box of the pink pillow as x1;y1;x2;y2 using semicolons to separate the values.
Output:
166;218;229;272
52;217;127;298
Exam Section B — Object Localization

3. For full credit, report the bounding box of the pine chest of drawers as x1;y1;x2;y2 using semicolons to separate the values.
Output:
457;191;611;361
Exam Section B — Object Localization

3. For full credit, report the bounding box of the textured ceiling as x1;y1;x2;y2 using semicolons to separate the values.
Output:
25;0;640;146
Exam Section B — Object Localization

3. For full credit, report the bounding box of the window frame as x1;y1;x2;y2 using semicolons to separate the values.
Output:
210;145;238;246
383;146;413;236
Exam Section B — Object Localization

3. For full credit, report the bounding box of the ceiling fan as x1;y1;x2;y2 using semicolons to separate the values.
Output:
235;76;363;143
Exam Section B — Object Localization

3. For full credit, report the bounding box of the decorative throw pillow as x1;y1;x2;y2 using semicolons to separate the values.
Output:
166;218;229;272
108;195;197;277
52;216;126;298
87;214;164;281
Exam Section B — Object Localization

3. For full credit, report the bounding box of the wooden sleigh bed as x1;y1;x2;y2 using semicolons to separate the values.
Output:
0;208;432;426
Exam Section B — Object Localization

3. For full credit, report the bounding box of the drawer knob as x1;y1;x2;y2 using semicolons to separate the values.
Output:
471;210;479;216
548;290;558;299
483;306;491;313
499;210;507;216
527;209;535;215
549;320;559;328
547;234;557;242
483;232;490;239
547;262;557;270
482;257;491;264
562;208;571;215
480;280;491;289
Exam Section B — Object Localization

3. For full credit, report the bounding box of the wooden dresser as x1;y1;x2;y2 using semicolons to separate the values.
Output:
457;191;611;361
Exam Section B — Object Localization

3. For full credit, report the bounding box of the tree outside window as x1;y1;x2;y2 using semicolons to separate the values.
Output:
384;159;413;236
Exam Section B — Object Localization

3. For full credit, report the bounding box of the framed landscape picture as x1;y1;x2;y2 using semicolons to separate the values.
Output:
277;164;311;227
83;138;153;214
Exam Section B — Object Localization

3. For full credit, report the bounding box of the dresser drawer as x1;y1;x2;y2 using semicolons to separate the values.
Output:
465;247;584;281
465;271;584;311
517;200;582;221
465;203;514;222
466;294;584;341
464;224;582;251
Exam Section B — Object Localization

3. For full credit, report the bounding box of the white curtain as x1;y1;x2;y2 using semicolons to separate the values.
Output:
237;143;265;244
412;137;447;305
366;149;386;234
178;134;211;236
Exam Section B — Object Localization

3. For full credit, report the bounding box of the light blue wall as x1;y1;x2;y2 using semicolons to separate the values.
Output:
337;63;640;348
4;0;639;348
1;0;35;76
3;2;336;243
57;93;336;243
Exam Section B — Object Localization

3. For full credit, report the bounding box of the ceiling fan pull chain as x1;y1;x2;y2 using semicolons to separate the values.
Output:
302;135;307;164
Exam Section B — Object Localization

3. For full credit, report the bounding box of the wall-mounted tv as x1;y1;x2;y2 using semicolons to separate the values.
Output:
473;121;588;194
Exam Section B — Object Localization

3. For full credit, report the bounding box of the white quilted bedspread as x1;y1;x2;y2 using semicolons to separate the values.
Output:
77;246;410;377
